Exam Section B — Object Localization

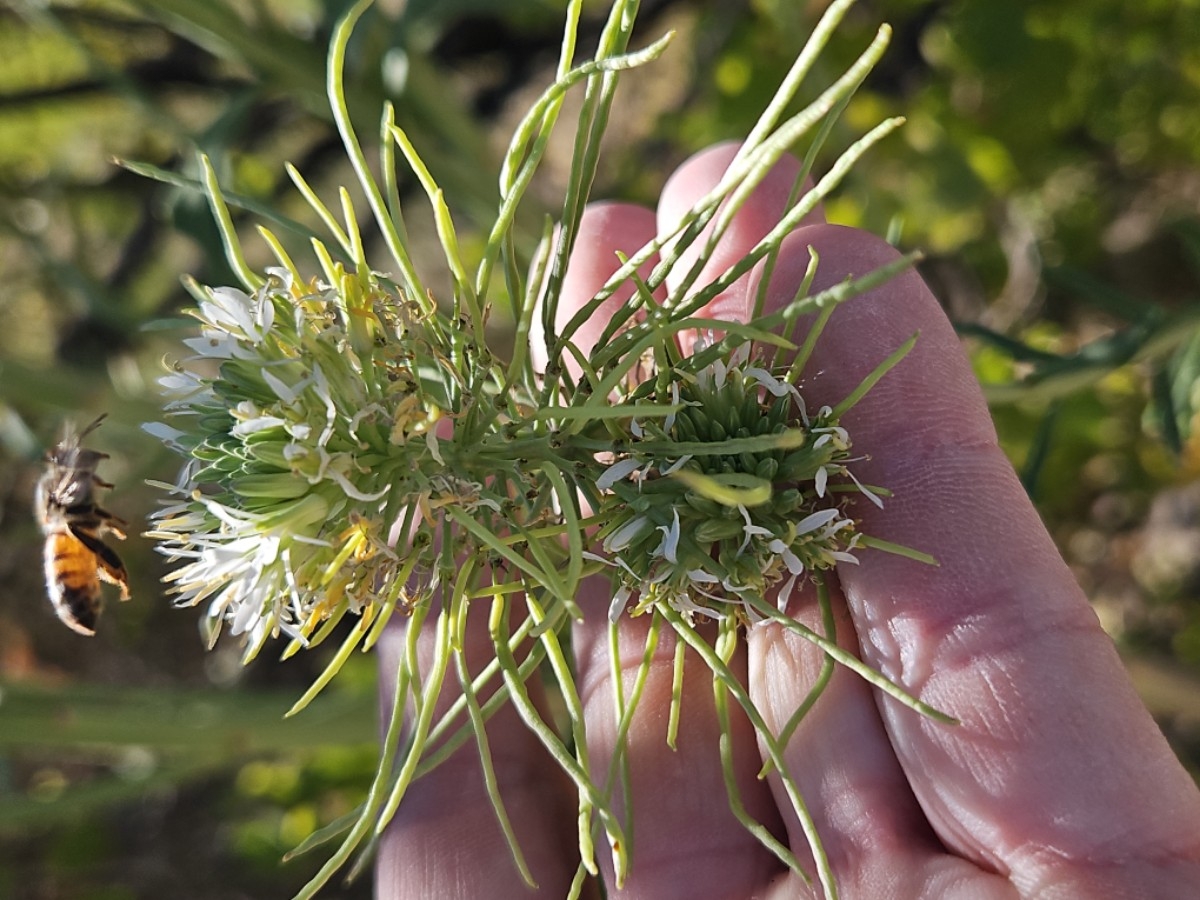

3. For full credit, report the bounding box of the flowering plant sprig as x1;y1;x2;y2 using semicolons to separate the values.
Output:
141;0;952;897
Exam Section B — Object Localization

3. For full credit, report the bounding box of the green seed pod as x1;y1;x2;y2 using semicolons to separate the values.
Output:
770;394;793;421
779;450;817;481
755;457;780;481
232;474;313;500
728;405;744;435
772;487;803;514
710;419;728;442
694;518;746;542
741;387;761;424
676;412;700;444
245;441;294;470
738;451;759;471
683;490;723;518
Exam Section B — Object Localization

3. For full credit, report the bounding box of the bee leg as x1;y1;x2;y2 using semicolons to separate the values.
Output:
70;525;132;600
95;506;129;540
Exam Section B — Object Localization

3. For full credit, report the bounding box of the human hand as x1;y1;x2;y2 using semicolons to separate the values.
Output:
375;142;1200;899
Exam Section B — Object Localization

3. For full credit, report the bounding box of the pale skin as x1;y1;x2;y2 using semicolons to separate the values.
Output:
375;143;1200;899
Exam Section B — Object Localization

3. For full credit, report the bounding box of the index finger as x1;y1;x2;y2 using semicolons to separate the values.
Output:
757;224;1200;888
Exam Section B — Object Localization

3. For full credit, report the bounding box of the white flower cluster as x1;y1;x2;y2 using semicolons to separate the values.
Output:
145;271;435;654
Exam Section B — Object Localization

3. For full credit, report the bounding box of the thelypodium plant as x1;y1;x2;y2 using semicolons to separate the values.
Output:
143;0;950;897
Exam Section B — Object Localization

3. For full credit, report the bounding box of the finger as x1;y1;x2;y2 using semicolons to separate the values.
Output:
531;201;663;379
751;580;1014;898
375;606;582;898
764;224;1200;891
655;143;960;888
657;140;824;330
550;202;785;896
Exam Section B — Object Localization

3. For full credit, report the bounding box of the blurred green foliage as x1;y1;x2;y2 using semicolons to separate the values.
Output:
1;0;1199;896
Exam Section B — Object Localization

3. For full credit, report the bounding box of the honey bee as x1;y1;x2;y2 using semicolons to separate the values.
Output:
35;415;131;635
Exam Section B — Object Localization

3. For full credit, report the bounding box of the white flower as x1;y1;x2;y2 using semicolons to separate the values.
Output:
737;503;772;555
197;286;274;344
654;509;681;564
158;366;211;406
232;414;288;437
743;364;804;409
767;539;805;576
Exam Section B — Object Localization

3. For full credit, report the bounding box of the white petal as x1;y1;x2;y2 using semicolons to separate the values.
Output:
656;509;681;563
776;573;799;612
604;516;648;553
782;547;805;575
143;422;185;443
262;369;302;405
744;365;802;401
845;466;884;508
231;415;287;437
597;457;642;490
326;467;388;502
795;508;841;535
608;585;633;622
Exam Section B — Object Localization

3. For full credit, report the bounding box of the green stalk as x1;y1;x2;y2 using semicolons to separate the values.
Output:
524;591;598;874
830;332;918;418
737;0;864;162
742;593;954;723
660;604;834;897
292;601;426;900
200;154;262;292
375;601;454;829
450;573;538;887
286;162;352;254
488;595;627;871
666;25;893;310
666;629;685;750
758;577;836;778
326;0;427;307
712;619;804;874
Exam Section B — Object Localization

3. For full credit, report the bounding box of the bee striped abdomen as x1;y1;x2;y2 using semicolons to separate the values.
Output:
44;530;103;635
